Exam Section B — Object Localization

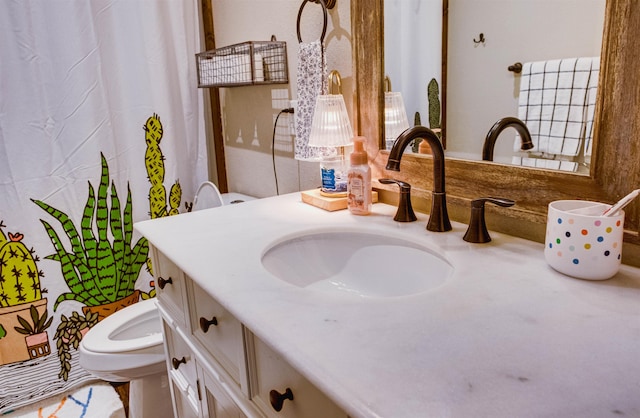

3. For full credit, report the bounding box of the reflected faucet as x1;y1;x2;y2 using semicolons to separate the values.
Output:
386;126;451;232
482;117;534;161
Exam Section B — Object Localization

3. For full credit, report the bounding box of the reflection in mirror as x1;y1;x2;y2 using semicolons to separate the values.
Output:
384;0;606;174
354;0;640;244
384;0;442;150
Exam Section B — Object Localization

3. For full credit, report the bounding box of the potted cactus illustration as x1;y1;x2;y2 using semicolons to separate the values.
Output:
0;223;49;365
14;303;53;359
32;153;149;319
0;229;44;308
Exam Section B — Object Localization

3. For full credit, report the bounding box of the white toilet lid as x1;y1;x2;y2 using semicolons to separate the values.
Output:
81;298;163;354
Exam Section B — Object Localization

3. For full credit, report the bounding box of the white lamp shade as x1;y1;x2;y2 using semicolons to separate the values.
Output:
308;94;353;148
385;91;410;141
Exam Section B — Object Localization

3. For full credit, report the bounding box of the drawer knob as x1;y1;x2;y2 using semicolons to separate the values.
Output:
269;388;294;412
199;316;219;333
157;276;173;289
172;356;187;370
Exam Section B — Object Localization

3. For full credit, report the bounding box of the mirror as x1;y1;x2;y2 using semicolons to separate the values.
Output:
384;1;605;174
351;0;639;243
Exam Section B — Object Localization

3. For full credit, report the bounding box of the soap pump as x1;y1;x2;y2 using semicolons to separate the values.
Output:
347;136;372;215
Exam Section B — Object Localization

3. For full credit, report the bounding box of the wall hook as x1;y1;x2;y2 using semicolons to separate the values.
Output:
473;33;485;44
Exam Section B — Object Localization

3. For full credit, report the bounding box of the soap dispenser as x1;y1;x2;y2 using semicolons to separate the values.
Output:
347;136;372;215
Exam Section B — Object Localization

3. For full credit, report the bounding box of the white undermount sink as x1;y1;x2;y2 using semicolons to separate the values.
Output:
261;230;453;298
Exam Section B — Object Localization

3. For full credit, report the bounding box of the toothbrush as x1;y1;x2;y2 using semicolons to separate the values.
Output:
602;189;640;216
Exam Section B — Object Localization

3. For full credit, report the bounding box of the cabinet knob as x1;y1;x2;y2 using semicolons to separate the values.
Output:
157;276;173;289
269;388;294;412
199;316;218;333
172;356;187;370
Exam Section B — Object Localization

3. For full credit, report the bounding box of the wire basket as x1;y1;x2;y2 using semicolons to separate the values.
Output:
196;37;288;88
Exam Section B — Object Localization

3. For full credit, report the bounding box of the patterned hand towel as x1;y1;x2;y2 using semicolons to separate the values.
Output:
515;57;599;157
295;40;329;161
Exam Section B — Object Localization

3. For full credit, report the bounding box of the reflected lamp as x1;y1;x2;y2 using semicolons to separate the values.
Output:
384;75;409;150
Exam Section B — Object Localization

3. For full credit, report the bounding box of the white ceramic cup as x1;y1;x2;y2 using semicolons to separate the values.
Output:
544;200;624;280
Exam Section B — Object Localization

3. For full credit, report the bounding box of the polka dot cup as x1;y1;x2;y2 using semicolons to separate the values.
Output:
545;200;624;280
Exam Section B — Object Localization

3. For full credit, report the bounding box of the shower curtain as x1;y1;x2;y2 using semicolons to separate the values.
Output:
0;0;207;412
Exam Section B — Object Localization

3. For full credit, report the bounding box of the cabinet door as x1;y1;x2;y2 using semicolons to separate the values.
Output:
188;278;245;386
200;366;248;418
162;317;202;417
249;334;348;418
171;377;202;418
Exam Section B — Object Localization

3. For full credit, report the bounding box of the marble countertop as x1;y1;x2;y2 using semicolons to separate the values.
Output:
135;193;640;418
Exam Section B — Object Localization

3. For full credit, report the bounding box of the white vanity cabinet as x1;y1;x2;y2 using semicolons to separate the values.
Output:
150;245;348;418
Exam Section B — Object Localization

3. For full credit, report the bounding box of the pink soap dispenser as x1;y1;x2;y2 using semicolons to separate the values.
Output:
347;136;372;215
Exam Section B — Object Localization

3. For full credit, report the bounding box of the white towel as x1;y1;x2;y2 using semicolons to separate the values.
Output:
294;40;330;161
515;57;599;157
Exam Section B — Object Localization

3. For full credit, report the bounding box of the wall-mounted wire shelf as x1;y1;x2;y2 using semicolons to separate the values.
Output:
196;37;288;88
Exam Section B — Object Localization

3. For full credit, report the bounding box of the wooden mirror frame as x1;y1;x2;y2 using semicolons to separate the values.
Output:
351;0;639;244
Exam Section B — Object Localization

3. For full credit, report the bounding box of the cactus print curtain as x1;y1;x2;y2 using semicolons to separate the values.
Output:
0;0;207;412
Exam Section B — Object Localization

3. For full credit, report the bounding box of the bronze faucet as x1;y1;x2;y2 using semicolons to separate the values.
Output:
386;126;451;232
482;117;534;161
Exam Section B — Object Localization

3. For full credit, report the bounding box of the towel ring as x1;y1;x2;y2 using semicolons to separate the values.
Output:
297;0;334;43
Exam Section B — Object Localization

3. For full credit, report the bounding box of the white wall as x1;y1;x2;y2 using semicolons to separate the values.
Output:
211;0;352;198
446;0;605;163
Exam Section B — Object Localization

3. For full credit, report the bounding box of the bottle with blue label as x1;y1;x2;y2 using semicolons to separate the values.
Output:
320;155;347;194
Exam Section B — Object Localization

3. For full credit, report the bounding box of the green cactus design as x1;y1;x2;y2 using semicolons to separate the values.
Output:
0;228;44;308
32;153;148;310
168;181;182;216
411;112;423;153
427;78;441;138
144;114;182;219
143;114;181;286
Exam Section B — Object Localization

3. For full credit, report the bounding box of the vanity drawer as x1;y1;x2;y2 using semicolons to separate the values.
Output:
153;247;188;328
162;316;200;416
188;278;245;386
249;334;348;418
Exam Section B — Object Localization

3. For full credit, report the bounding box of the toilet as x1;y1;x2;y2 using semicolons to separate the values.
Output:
80;182;256;417
79;298;170;418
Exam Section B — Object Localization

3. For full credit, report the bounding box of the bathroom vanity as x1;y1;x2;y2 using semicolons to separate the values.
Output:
135;193;640;418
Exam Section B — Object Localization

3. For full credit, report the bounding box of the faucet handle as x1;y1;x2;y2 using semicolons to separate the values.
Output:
463;197;515;243
379;178;417;222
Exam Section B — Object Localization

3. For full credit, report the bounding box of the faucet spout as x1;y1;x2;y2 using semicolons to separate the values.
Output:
386;126;451;232
482;117;534;161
